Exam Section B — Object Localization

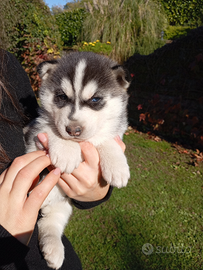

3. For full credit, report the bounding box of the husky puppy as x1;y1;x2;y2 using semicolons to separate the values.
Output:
25;52;130;269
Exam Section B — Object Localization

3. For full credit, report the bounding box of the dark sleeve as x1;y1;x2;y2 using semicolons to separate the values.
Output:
1;49;39;123
0;225;30;270
72;186;113;209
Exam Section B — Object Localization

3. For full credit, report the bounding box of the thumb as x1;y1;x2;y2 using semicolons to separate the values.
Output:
37;133;49;150
79;142;99;167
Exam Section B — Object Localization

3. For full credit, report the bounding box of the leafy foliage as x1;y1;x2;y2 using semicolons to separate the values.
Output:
0;0;62;94
20;37;60;96
158;0;203;26
64;0;83;10
55;8;86;47
0;0;61;58
164;25;193;40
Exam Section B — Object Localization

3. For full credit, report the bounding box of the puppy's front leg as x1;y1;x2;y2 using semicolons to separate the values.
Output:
97;139;130;188
48;135;82;174
38;197;72;270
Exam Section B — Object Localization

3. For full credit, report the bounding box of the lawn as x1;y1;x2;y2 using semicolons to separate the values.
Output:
65;132;203;270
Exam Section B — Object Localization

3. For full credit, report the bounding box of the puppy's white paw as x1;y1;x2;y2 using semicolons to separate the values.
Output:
49;141;82;174
40;236;64;270
101;156;130;188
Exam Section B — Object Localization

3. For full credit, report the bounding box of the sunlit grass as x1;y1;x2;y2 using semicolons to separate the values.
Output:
65;132;203;270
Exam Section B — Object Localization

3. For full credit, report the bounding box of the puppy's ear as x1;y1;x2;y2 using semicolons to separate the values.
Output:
37;60;58;79
111;65;131;90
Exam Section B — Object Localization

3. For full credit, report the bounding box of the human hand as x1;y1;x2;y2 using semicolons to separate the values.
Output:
37;134;126;202
0;151;60;245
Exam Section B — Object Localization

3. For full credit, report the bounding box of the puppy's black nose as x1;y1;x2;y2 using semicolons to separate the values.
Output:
66;126;82;137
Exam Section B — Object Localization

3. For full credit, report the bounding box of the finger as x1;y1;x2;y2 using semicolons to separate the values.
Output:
79;142;100;167
28;175;40;193
24;168;60;213
69;142;101;183
10;155;51;200
37;133;48;150
114;136;126;152
58;168;90;197
59;172;81;192
57;176;73;197
0;168;8;185
0;169;9;202
58;175;87;199
1;151;46;191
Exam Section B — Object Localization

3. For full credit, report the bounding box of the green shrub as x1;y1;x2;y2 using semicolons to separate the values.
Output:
164;25;193;40
82;0;168;63
0;0;62;95
0;0;61;59
55;8;86;47
74;40;112;55
0;0;20;50
158;0;203;26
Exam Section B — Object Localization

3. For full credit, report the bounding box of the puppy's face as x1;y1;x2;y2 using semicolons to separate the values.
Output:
38;52;130;142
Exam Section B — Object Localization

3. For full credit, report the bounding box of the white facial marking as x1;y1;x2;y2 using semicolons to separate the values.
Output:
74;59;87;96
81;80;98;100
73;59;87;114
61;78;74;98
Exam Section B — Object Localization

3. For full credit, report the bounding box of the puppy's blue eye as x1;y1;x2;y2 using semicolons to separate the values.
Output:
91;97;101;103
58;94;67;100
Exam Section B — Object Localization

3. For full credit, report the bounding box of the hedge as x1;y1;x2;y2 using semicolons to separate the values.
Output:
158;0;203;26
55;8;86;47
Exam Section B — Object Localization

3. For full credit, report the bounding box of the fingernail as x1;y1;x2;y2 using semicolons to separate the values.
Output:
38;133;47;143
53;168;61;175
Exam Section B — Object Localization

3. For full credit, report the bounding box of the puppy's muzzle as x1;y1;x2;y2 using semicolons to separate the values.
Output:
66;125;83;137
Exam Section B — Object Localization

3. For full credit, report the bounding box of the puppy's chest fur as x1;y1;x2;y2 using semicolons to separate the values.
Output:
25;52;130;270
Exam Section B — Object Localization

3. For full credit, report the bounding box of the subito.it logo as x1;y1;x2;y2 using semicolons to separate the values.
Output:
142;243;154;255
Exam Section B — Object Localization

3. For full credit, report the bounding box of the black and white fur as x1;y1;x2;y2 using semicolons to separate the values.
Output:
25;52;130;269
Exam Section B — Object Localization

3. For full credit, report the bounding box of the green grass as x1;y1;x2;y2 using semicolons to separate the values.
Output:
65;132;203;270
